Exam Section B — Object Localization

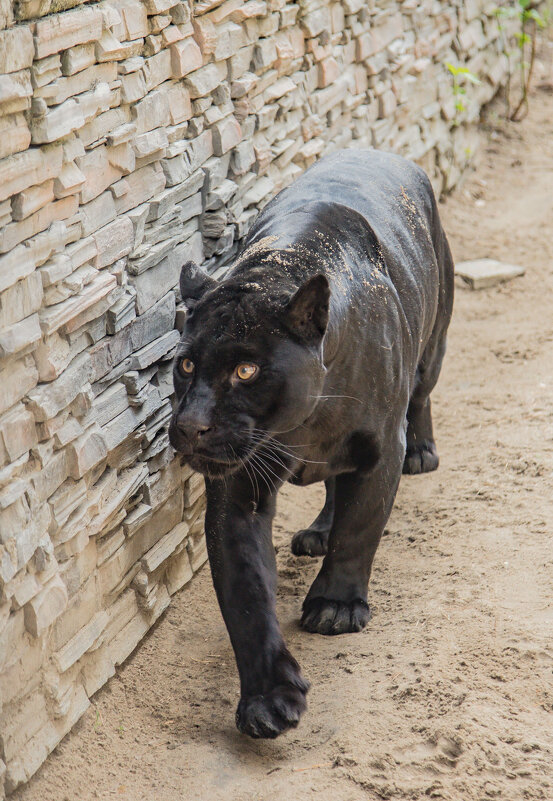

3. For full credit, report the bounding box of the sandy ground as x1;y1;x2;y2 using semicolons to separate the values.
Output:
14;66;553;801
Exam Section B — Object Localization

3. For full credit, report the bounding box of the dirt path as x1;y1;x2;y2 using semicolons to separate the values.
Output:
14;73;553;801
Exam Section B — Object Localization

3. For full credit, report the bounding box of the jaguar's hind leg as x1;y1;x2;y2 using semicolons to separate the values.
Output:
403;396;439;474
291;478;335;556
403;331;448;475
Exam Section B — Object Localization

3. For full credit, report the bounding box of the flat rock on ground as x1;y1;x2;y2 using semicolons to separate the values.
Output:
455;258;525;289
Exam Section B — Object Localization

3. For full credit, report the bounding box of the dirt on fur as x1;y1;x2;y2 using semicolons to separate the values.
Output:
13;60;553;801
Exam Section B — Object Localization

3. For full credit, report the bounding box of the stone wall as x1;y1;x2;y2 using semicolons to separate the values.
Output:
0;0;512;794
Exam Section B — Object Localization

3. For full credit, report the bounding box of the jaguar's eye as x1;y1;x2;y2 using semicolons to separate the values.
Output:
181;358;195;374
234;363;259;382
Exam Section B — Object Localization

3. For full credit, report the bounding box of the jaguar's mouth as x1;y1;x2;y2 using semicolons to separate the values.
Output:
185;449;245;478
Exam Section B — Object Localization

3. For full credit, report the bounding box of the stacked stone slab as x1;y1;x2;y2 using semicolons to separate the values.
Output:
0;0;515;794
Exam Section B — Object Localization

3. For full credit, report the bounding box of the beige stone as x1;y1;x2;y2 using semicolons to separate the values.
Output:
165;544;193;594
95;30;130;62
30;99;85;145
76;146;122;204
118;0;149;40
80;191;117;237
61;43;96;76
0;406;37;462
318;56;340;88
143;0;175;12
0;0;13;27
79;106;132;148
24;574;68;637
0;688;49;765
0;70;32;106
132;88;171;133
167;83;193;124
66;426;108;479
53;163;86;199
230;0;267;22
0;27;33;74
5;685;89;794
30;54;61;90
142;50;172;91
455;259;526;289
32;333;71;384
35;61;117;105
0;196;78;254
112;163;166;214
0;198;11;227
52;610;108;673
142;521;189;573
74;82;113;124
162;24;184;46
0;246;36;294
211;115;242;156
26;352;91;421
107;142;136;174
0;113;31;160
132;128;168;159
170;37;203;79
120;69;147;104
62;274;118;334
185;61;227;97
93;216;135;269
264;75;296;102
0;314;42;359
0;357;38;417
34;8;104;60
193;16;218;56
0;272;43;329
11;180;55;222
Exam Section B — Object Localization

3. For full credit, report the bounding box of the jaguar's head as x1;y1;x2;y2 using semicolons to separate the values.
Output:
168;261;330;477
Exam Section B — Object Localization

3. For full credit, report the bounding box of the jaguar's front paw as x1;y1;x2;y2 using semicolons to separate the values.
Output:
291;527;329;556
301;597;371;635
236;650;309;739
236;683;308;739
403;440;439;474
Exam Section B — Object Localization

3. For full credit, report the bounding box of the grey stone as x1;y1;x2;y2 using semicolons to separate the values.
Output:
129;330;180;371
26;354;92;423
130;233;203;314
92;383;129;428
106;290;137;334
130;291;176;351
146;168;204;222
0;314;42;357
455;259;526;290
122;367;157;396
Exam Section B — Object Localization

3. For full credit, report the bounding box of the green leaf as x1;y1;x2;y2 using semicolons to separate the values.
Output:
515;31;531;45
494;7;517;18
528;8;545;26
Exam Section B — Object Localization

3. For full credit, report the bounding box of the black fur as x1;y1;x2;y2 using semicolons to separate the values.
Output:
169;150;454;738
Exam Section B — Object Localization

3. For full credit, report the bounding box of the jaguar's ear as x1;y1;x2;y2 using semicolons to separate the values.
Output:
179;261;216;303
282;274;330;343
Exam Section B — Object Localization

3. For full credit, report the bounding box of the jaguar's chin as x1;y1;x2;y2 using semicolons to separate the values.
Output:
185;452;240;478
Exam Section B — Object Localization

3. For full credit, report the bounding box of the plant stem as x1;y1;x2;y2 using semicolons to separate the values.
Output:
511;19;537;121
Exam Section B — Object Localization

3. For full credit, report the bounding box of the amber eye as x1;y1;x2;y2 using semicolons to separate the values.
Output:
234;363;259;382
181;358;194;374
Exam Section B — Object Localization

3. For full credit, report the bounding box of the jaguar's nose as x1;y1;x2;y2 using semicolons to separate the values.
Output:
176;419;212;443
